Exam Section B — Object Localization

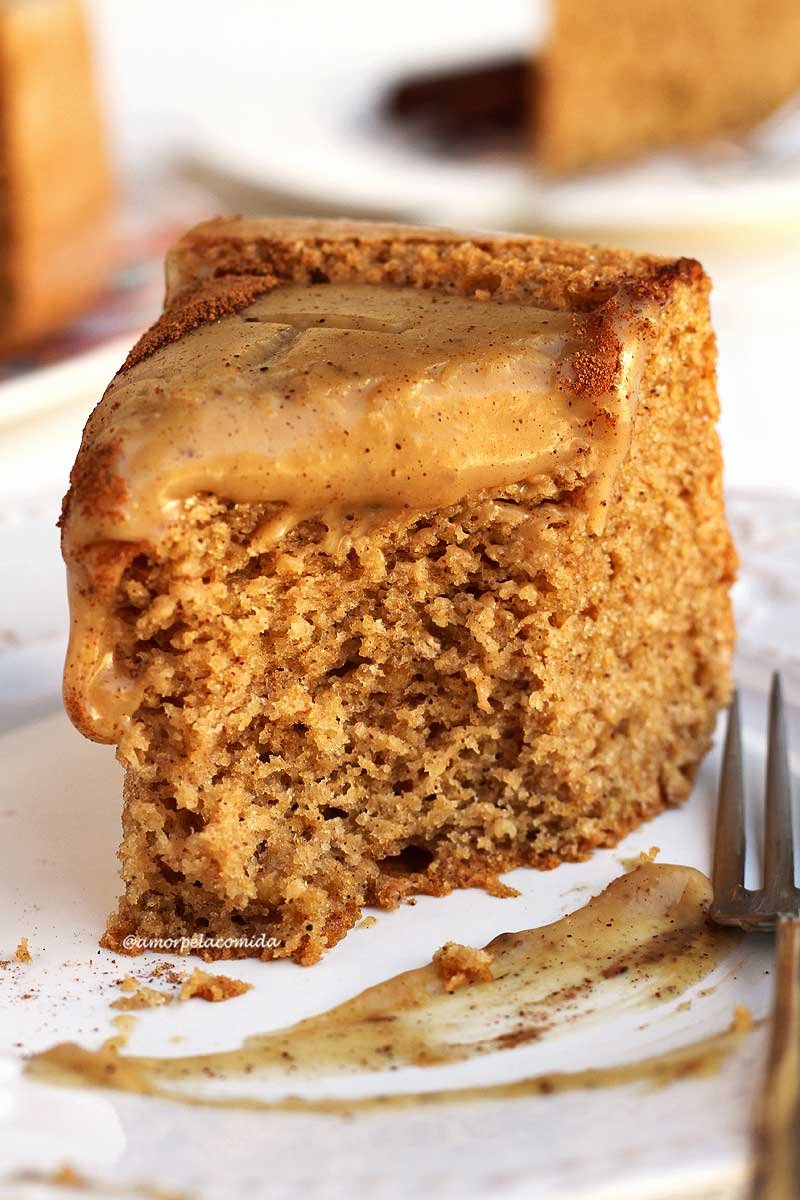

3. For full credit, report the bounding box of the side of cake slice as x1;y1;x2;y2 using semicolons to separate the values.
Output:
538;0;800;173
61;217;736;964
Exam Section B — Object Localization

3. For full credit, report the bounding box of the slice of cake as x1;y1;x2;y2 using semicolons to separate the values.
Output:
61;217;736;964
537;0;800;173
0;0;112;353
385;0;800;175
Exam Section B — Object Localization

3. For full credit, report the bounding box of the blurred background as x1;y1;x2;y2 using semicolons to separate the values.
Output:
2;0;799;730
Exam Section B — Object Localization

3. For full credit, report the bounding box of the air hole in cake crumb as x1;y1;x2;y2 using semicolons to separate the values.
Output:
392;780;413;796
268;771;293;790
379;844;435;875
533;571;555;594
175;809;204;835
608;552;623;581
157;859;185;885
475;272;501;294
327;657;366;680
308;268;329;284
321;806;347;820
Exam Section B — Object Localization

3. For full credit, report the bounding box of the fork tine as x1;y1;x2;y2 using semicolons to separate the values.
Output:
762;672;795;908
712;690;747;904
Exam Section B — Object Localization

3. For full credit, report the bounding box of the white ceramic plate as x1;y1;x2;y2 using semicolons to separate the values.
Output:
0;677;797;1200
0;339;132;430
187;0;800;237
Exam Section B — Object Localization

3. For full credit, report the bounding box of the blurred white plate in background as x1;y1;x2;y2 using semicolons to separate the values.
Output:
187;6;800;237
0;338;131;430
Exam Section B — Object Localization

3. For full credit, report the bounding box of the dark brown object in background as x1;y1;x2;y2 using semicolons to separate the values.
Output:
0;0;113;355
386;56;530;149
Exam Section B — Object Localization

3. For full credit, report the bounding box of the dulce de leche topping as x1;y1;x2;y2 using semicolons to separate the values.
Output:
65;282;653;548
62;280;657;742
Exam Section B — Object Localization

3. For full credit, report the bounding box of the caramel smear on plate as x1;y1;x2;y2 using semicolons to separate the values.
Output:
111;982;172;1011
5;1164;189;1199
28;865;744;1111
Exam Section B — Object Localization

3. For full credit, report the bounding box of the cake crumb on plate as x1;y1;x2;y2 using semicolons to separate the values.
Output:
730;1004;754;1034
111;984;171;1010
433;942;495;992
179;968;252;1002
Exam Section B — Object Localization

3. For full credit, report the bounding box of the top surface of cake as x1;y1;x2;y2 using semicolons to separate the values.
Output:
65;280;653;554
63;217;687;556
61;217;700;744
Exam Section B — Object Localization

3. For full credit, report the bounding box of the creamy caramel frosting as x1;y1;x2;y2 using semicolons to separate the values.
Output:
65;283;652;545
62;280;657;743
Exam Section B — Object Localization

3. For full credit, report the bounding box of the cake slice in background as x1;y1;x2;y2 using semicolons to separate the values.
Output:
60;217;736;964
0;0;113;354
386;0;800;175
537;0;800;173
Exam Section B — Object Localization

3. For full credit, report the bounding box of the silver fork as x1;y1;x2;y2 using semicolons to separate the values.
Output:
711;672;799;1200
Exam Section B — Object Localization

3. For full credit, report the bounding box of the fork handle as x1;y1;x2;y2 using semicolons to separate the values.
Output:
751;917;800;1200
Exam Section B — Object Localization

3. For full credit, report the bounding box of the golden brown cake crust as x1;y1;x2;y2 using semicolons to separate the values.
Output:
538;0;800;173
150;217;703;353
